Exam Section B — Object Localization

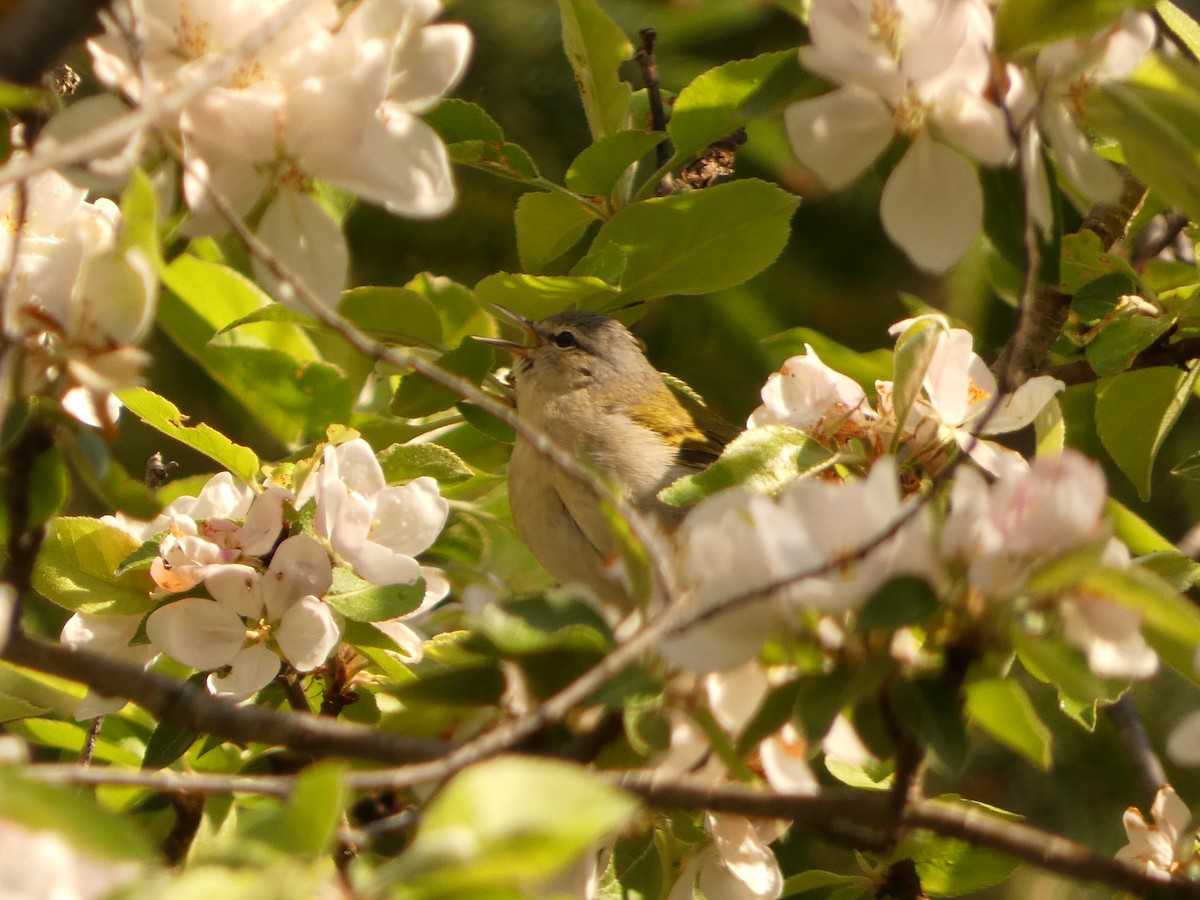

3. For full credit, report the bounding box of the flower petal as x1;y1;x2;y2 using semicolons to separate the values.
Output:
207;643;281;701
253;190;348;312
387;23;473;113
276;596;341;671
369;477;449;557
880;135;981;272
784;87;893;191
146;598;247;669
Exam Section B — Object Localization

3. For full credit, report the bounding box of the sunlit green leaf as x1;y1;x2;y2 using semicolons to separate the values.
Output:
566;130;663;198
964;678;1053;770
244;763;344;860
326;567;424;622
996;0;1154;55
116;387;260;485
515;191;599;272
1095;363;1200;499
473;273;620;320
576;178;799;302
557;0;632;140
659;424;835;506
34;517;155;615
377;442;474;484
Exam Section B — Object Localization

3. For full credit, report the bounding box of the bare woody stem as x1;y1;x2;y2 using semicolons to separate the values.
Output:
994;167;1148;391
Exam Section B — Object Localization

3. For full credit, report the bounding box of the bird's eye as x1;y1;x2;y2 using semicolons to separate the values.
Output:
551;330;580;349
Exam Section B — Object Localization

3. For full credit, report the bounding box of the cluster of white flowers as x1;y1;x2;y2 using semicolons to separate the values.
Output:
0;168;156;429
62;438;449;706
785;0;1153;271
666;315;1154;682
75;0;471;310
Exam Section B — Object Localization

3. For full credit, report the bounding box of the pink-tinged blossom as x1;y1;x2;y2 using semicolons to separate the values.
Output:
146;534;338;700
151;478;290;594
889;318;1062;477
1115;785;1194;876
308;438;449;588
1009;12;1155;230
747;345;878;445
86;0;471;311
60;613;160;719
665;459;938;672
784;0;1011;271
0;168;156;426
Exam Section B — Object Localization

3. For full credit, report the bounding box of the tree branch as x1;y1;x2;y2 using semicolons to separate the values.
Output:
995;168;1149;391
0;631;450;764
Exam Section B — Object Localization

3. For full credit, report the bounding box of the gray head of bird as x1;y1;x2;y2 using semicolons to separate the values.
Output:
478;308;657;404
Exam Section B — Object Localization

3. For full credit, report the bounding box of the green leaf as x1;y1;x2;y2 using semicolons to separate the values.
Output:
1014;632;1117;706
116;387;260;485
29;444;69;528
473;273;620;320
0;691;50;723
576;178;799;302
424;98;505;144
377;442;473;484
392;663;506;706
889;316;943;450
858;577;940;632
1137;550;1200;590
566;130;664;198
1071;271;1140;324
609;831;663;900
515;191;598;272
34;517;155;615
408;272;489;349
244;763;344;860
995;0;1154;55
1095;363;1200;499
1106;497;1178;555
1034;397;1066;457
557;0;633;140
119;168;160;267
143;717;201;771
0;768;154;861
159;253;348;445
0;80;45;111
667;51;812;165
1159;2;1200;59
387;756;638;891
1085;314;1173;376
468;592;612;660
659;425;835;506
964;678;1052;770
783;871;865;895
1059;231;1139;295
340;286;444;347
390;338;494;419
890;678;968;774
325;567;424;623
1084;82;1200;223
895;827;1020;897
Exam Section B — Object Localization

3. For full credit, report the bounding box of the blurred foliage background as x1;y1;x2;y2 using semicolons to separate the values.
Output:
63;2;1200;894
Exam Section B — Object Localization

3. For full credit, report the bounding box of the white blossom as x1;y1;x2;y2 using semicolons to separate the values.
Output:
667;815;783;900
1115;785;1194;876
0;819;140;900
86;0;471;310
784;0;1011;271
0;168;156;424
889;318;1062;477
747;345;878;445
1011;11;1155;227
60;613;160;719
308;438;449;588
146;534;338;700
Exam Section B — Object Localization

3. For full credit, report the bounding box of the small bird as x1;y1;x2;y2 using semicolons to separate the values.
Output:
480;309;737;607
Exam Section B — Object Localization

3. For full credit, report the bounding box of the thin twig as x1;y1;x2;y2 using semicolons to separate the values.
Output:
79;715;103;766
635;28;673;188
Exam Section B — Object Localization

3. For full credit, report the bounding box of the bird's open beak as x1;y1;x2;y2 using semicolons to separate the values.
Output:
474;305;538;359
